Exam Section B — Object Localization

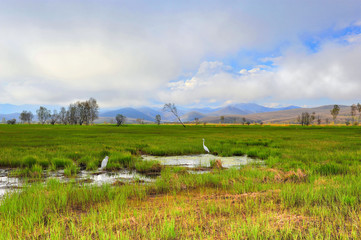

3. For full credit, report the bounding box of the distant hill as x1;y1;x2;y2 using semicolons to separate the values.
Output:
100;107;155;121
0;113;20;122
135;107;161;119
208;106;250;116
180;103;300;122
200;105;352;124
181;111;207;122
1;102;308;124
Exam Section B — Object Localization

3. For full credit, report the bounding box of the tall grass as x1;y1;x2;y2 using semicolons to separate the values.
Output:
1;125;361;238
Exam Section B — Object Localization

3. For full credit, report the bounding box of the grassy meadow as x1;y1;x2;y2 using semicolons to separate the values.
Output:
1;124;361;239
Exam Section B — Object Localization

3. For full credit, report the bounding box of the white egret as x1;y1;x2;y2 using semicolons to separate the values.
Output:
202;139;210;153
100;156;109;170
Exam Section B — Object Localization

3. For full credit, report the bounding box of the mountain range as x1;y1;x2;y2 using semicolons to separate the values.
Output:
0;103;356;124
0;103;299;123
96;103;300;123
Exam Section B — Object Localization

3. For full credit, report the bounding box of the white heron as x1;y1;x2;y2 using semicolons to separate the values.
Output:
202;139;210;153
100;156;109;170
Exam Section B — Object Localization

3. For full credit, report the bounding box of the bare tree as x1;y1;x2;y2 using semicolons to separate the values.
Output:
317;115;322;125
37;106;51;124
163;103;185;127
330;105;340;124
115;114;126;126
155;114;161;125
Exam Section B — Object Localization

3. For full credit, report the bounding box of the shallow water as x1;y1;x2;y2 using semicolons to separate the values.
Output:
0;169;20;198
0;154;260;199
0;169;151;199
141;154;258;168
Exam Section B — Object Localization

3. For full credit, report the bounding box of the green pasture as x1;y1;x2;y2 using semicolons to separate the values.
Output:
1;124;361;239
1;124;361;172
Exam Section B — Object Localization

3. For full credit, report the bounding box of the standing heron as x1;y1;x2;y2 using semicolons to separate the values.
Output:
202;139;210;153
100;156;109;170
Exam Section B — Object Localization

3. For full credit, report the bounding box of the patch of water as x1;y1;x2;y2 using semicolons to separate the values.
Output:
142;154;259;168
0;169;152;199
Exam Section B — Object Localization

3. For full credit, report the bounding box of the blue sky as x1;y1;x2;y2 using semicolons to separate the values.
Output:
0;0;361;109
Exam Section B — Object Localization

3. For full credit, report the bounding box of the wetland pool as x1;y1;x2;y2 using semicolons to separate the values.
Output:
0;154;260;198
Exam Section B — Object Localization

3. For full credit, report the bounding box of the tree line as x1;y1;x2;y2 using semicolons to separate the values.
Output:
13;98;99;125
297;103;361;126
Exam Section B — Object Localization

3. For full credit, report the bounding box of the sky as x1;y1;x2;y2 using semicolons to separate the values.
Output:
0;0;361;109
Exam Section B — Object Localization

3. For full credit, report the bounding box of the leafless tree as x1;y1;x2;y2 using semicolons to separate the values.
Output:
163;103;185;127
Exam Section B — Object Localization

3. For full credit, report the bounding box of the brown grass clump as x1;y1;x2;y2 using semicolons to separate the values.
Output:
214;159;223;169
267;168;308;183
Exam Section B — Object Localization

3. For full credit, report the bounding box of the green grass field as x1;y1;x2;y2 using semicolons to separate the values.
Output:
1;124;361;239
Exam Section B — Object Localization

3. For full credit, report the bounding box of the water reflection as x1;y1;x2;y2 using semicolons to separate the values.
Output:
141;154;257;168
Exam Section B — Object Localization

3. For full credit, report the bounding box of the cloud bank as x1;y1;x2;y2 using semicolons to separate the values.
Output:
0;0;360;107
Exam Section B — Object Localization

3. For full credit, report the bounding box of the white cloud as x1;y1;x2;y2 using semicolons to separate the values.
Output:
0;1;360;107
163;33;361;104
